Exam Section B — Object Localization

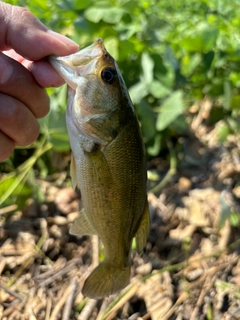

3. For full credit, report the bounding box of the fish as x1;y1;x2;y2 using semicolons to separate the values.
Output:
49;39;150;299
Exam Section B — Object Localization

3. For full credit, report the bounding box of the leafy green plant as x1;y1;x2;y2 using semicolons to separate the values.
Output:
2;0;240;206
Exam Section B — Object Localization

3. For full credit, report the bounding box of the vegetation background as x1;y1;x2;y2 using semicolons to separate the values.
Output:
1;0;240;207
1;0;240;319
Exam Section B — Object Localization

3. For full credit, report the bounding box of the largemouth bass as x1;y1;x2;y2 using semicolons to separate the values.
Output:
49;39;150;299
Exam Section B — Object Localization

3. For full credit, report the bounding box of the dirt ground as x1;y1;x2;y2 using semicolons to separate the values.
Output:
1;100;240;320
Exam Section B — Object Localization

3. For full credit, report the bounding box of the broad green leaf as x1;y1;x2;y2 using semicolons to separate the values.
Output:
73;0;92;10
102;7;125;24
118;40;135;61
181;23;219;52
118;0;133;5
231;95;240;109
129;81;148;104
117;24;142;40
181;53;202;76
216;123;231;142
156;90;184;131
74;16;97;36
141;52;154;85
100;27;118;41
148;15;169;30
230;72;240;87
84;7;105;23
203;51;215;71
49;133;70;152
137;100;156;142
203;78;224;97
85;7;124;24
104;37;119;60
155;62;175;89
149;80;170;99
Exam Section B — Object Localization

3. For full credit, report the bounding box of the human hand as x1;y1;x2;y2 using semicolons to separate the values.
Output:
0;2;79;161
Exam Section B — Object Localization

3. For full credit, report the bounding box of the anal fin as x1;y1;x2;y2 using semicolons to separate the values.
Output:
135;199;150;253
82;260;131;299
70;209;97;236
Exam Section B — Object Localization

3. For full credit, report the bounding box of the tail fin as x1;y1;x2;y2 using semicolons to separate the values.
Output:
82;261;130;299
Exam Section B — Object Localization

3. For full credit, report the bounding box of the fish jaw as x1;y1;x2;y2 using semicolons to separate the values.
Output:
48;38;107;90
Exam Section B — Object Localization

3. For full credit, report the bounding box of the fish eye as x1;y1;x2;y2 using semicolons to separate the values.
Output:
101;67;117;84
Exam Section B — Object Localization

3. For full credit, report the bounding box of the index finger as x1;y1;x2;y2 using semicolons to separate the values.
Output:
0;52;50;118
0;2;79;60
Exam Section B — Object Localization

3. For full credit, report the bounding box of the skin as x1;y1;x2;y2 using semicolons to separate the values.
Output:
0;2;79;161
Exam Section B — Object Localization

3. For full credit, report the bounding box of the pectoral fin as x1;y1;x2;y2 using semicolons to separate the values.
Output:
70;153;78;189
135;199;150;253
70;209;97;236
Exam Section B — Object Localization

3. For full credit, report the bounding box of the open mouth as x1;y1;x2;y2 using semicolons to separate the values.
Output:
48;39;105;89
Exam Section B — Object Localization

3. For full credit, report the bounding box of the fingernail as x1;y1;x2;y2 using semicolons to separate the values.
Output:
0;55;13;84
47;30;79;49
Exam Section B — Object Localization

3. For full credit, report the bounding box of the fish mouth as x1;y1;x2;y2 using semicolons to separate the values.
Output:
49;38;106;89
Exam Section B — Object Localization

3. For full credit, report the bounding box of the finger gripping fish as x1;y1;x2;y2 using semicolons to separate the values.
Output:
49;39;150;299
